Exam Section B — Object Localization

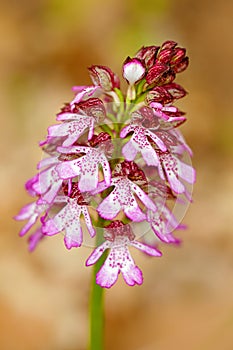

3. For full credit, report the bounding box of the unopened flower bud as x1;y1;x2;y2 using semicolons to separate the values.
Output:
146;63;169;85
136;45;160;69
88;65;120;91
123;57;145;85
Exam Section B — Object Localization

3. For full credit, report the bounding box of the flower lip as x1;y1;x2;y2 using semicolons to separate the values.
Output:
123;57;146;85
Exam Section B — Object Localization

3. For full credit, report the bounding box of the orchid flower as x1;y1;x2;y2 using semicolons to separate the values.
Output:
86;221;161;288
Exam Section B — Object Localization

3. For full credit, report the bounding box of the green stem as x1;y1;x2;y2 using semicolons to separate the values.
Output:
88;229;107;350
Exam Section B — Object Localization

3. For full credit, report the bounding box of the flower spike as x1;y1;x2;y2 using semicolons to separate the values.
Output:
15;40;195;288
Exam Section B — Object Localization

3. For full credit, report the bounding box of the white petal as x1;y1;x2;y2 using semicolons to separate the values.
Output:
146;130;167;151
130;241;162;256
123;60;145;85
122;140;138;161
81;207;96;237
164;168;185;194
141;145;159;166
97;191;121;220
86;241;111;266
56;159;82;179
79;163;99;192
96;250;119;288
37;156;59;170
124;198;146;222
41;180;63;204
120;124;135;138
121;263;143;286
178;158;196;184
100;155;111;187
131;183;157;212
64;222;83;249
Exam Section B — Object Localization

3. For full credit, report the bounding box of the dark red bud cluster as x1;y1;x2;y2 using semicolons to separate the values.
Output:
136;41;189;86
136;45;160;69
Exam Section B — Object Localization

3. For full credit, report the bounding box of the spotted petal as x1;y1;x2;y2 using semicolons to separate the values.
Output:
97;177;147;222
158;152;195;194
14;201;48;236
86;241;111;266
70;86;102;106
42;199;95;249
44;117;94;146
86;228;161;288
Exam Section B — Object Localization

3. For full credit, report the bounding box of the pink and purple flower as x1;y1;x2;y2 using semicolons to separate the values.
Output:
15;40;195;288
86;221;161;288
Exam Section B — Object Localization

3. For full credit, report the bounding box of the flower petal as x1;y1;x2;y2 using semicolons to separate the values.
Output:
178;159;196;184
121;263;143;286
64;222;83;249
140;145;159;166
86;241;111;266
56;159;82;180
124;200;146;222
78;163;99;192
14;202;37;221
18;215;38;237
131;183;157;212
100;155;112;187
70;86;101;106
97;191;121;220
120;124;135;138
37;156;59;170
121;140;138;161
96;250;120;288
81;207;96;238
39;180;63;204
15;202;48;236
163;166;185;193
28;228;45;252
146;129;167;151
130;241;162;256
42;217;63;236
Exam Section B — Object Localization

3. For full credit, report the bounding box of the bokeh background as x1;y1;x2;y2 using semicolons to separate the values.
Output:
1;0;233;349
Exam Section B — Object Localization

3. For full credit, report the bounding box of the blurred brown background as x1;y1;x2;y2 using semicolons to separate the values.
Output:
1;0;233;349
